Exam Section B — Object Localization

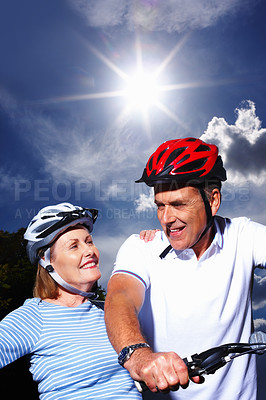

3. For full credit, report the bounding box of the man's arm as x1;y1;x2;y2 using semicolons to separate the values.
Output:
105;274;146;351
105;274;199;392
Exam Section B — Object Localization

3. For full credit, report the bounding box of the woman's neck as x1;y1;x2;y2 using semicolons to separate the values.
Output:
43;290;88;307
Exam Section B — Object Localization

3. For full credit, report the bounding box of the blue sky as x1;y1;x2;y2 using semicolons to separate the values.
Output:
1;0;266;384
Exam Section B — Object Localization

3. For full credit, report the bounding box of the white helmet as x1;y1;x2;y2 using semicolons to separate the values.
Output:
24;202;98;264
24;202;98;298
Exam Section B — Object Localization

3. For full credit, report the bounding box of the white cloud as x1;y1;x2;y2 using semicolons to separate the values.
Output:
254;318;266;330
135;188;155;212
234;101;263;145
0;168;16;191
68;0;247;33
70;0;126;28
252;273;266;311
253;300;266;312
255;274;266;286
0;168;27;207
201;100;266;185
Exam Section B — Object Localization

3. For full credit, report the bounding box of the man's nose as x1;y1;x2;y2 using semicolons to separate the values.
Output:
162;205;176;224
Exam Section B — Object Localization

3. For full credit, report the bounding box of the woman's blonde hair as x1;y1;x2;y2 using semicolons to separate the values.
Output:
33;247;59;299
33;264;59;299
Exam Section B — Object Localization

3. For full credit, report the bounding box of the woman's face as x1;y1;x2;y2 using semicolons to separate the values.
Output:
51;225;101;293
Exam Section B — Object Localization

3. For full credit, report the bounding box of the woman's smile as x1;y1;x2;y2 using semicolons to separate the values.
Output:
80;260;98;269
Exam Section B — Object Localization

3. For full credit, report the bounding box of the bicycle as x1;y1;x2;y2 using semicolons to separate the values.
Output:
135;330;266;392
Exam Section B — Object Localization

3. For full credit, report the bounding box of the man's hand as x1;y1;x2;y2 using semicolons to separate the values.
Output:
124;347;203;393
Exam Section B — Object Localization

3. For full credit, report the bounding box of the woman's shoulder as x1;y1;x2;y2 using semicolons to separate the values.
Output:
1;298;43;348
2;298;42;324
22;297;43;314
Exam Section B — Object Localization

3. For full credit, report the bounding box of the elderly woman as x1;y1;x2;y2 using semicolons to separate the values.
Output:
0;203;142;400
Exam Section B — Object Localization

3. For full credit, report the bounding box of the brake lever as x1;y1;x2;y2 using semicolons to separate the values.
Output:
184;343;253;377
134;340;266;393
183;347;229;377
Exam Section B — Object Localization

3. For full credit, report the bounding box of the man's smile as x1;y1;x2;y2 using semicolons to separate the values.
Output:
167;225;186;238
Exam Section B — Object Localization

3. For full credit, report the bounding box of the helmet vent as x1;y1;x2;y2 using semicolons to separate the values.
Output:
176;158;207;173
165;147;186;167
157;148;167;163
195;144;210;152
148;156;154;171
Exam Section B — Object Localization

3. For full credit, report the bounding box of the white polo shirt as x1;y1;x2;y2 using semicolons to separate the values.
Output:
112;216;266;400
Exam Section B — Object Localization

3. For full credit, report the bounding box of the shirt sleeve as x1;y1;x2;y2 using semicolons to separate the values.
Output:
240;219;266;269
251;221;266;268
0;301;42;368
112;234;153;289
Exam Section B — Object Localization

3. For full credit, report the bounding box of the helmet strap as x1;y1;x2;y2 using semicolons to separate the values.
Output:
39;249;98;299
192;187;214;247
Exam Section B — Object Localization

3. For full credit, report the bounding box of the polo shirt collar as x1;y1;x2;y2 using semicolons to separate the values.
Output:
159;216;224;259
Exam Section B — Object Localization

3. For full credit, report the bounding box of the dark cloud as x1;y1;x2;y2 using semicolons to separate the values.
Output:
227;133;266;174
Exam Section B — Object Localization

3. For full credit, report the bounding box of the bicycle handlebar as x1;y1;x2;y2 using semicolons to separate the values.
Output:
135;331;266;393
183;343;263;377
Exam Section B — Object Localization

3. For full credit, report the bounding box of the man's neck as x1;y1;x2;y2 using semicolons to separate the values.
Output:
192;225;215;260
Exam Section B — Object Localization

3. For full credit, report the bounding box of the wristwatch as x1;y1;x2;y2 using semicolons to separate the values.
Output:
118;343;151;367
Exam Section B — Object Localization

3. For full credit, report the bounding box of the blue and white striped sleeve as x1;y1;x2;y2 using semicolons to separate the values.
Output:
0;301;42;368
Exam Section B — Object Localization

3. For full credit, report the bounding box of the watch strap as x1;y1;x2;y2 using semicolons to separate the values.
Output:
118;343;151;366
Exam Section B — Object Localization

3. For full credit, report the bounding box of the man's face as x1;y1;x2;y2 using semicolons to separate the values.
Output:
155;185;208;251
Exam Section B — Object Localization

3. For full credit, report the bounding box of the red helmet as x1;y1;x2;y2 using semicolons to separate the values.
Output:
136;137;226;186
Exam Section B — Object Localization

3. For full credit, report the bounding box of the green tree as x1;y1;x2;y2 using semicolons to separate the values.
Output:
0;229;38;398
0;228;35;319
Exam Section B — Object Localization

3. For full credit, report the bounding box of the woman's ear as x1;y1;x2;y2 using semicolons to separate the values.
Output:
38;249;45;261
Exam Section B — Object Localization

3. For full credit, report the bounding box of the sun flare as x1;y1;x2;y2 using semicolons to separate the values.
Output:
43;35;194;132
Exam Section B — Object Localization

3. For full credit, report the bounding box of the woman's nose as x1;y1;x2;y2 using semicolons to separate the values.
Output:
83;242;94;256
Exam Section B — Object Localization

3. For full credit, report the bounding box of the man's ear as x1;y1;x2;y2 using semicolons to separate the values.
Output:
210;188;221;216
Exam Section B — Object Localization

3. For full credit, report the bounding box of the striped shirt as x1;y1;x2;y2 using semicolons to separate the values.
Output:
0;298;141;400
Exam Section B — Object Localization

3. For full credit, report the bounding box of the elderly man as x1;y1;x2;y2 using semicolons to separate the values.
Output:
105;137;266;399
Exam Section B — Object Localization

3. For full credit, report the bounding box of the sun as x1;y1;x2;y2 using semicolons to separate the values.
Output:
124;71;160;109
